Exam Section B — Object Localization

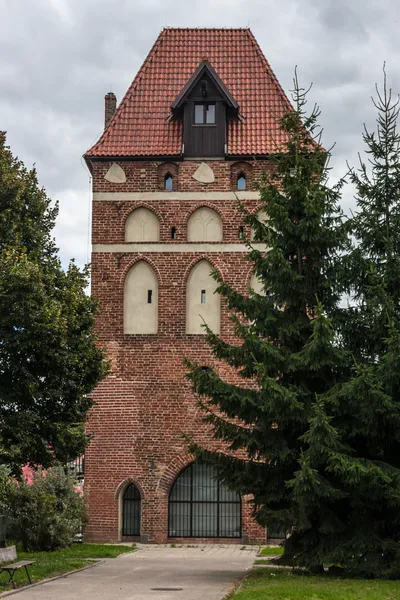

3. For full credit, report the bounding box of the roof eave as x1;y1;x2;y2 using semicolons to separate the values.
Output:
84;153;183;163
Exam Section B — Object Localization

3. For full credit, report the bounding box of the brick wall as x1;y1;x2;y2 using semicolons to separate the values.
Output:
86;158;270;543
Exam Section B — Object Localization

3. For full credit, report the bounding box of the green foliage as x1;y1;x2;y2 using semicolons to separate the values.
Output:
0;132;108;472
308;68;400;578
7;466;86;552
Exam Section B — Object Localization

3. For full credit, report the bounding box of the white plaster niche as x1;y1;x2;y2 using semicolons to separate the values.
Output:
125;208;160;242
105;163;126;184
186;260;220;334
192;162;215;184
124;261;158;334
187;208;222;242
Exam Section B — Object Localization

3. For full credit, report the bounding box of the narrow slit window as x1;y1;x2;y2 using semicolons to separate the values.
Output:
238;226;244;239
201;289;206;304
237;173;246;191
147;290;153;304
171;227;177;240
165;173;173;191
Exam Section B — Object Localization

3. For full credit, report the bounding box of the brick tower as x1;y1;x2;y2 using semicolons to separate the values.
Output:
84;28;292;543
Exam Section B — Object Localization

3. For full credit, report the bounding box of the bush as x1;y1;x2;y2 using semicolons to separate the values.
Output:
7;466;86;552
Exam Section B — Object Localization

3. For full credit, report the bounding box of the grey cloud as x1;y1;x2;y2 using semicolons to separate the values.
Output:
2;0;400;268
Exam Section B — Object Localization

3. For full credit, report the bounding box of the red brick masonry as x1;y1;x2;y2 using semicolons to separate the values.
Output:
86;159;269;543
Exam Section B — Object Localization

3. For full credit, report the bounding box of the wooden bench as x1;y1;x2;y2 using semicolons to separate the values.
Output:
0;560;35;589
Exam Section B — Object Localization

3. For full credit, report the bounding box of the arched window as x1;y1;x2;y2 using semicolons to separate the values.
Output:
186;260;220;334
237;173;246;191
165;173;173;191
187;208;222;242
125;208;160;242
122;483;141;536
124;261;158;334
168;463;241;538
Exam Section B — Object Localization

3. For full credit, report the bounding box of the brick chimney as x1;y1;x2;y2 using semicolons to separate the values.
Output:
104;92;117;128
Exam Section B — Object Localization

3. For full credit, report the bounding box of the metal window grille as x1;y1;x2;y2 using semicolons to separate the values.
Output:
168;463;241;538
68;455;84;482
122;484;141;536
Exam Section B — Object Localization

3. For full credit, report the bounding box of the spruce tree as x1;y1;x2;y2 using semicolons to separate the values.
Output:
0;132;108;473
186;76;348;570
310;69;400;577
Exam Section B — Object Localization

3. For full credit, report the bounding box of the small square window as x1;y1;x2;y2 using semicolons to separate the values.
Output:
194;103;215;125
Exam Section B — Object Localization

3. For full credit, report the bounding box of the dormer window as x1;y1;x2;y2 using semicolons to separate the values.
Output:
171;60;239;158
194;103;216;125
237;173;246;191
164;173;173;191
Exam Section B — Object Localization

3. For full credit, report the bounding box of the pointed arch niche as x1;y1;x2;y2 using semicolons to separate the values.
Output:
125;208;160;242
124;261;158;334
186;260;220;334
187;207;222;242
249;273;266;296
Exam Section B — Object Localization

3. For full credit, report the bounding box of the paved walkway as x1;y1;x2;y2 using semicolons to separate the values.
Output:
11;544;257;600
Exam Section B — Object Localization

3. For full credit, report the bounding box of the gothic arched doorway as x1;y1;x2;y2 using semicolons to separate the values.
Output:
122;483;141;536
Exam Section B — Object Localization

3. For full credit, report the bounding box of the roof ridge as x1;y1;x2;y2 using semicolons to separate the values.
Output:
87;28;168;155
162;26;251;30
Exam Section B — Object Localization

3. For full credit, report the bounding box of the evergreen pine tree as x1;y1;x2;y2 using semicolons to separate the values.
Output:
186;75;348;570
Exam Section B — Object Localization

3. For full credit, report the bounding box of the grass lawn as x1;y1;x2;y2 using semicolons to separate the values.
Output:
0;543;135;592
233;568;400;600
258;547;284;557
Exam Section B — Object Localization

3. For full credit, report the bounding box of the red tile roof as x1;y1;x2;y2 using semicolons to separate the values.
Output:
85;28;293;158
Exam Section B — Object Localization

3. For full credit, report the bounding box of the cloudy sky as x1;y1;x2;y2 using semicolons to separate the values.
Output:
2;0;399;268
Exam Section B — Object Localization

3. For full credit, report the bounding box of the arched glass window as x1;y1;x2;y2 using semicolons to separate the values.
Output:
168;463;241;538
187;207;222;242
122;483;141;536
165;173;173;191
186;260;220;334
124;261;158;334
237;173;246;191
125;208;160;242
